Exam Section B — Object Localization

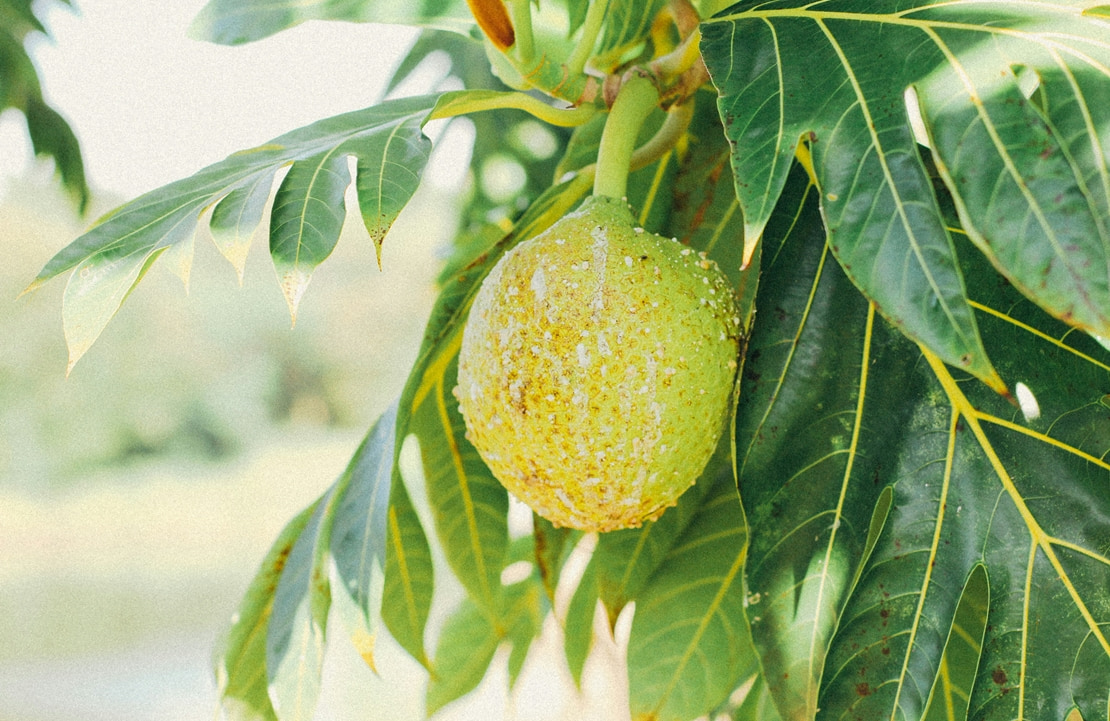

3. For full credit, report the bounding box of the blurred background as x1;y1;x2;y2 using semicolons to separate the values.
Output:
0;2;629;719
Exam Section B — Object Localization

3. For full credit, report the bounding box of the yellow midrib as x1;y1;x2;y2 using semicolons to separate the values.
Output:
922;347;1110;668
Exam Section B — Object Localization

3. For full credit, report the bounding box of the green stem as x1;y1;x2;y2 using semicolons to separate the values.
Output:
651;27;702;80
593;75;661;199
510;0;535;64
566;0;610;78
427;90;598;127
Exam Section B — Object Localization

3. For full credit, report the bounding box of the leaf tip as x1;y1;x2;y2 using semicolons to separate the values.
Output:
65;345;87;377
351;628;379;674
741;222;764;269
18;278;44;299
278;268;311;326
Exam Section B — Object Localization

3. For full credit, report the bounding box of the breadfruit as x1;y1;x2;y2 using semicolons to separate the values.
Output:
455;195;741;532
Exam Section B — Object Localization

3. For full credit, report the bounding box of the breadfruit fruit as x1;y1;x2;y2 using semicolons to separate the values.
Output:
455;195;741;532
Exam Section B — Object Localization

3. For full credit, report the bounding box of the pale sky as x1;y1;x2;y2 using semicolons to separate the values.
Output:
1;1;420;200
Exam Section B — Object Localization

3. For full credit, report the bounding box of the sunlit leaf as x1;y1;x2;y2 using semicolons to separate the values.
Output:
380;173;590;672
729;672;784;721
425;598;501;715
209;168;278;283
532;513;573;603
189;0;474;46
596;0;668;71
626;468;749;721
564;554;598;687
410;352;508;614
328;401;398;671
381;463;434;669
215;502;318;721
265;484;343;721
922;567;988;721
424;579;543;714
30;94;436;366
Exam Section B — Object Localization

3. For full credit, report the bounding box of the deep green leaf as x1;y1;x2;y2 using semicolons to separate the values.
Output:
328;401;398;670
917;27;1110;340
701;0;1011;392
30;94;436;368
24;98;88;213
736;159;1110;719
189;0;474;46
215;502;318;721
735;165;885;720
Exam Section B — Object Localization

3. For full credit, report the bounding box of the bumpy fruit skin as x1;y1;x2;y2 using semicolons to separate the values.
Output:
456;195;741;532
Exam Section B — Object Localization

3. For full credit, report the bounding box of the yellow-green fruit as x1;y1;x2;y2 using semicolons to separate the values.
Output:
456;196;741;532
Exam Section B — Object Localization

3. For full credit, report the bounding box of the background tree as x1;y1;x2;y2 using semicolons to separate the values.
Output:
1;0;87;211
23;1;1110;720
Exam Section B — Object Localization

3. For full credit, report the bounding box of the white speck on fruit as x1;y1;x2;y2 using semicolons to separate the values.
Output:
530;266;547;304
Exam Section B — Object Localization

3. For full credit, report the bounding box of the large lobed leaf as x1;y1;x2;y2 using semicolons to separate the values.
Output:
735;163;1110;721
702;0;1110;396
29;94;436;370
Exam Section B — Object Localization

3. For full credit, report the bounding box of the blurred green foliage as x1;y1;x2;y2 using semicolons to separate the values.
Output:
1;173;448;490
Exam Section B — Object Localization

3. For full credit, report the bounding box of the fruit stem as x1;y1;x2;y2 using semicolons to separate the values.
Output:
593;74;661;200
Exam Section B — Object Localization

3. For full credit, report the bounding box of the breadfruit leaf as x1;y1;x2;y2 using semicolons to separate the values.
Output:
735;162;1110;721
215;502;318;721
701;0;1110;393
626;467;750;721
328;401;399;671
28;94;437;369
264;482;340;721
